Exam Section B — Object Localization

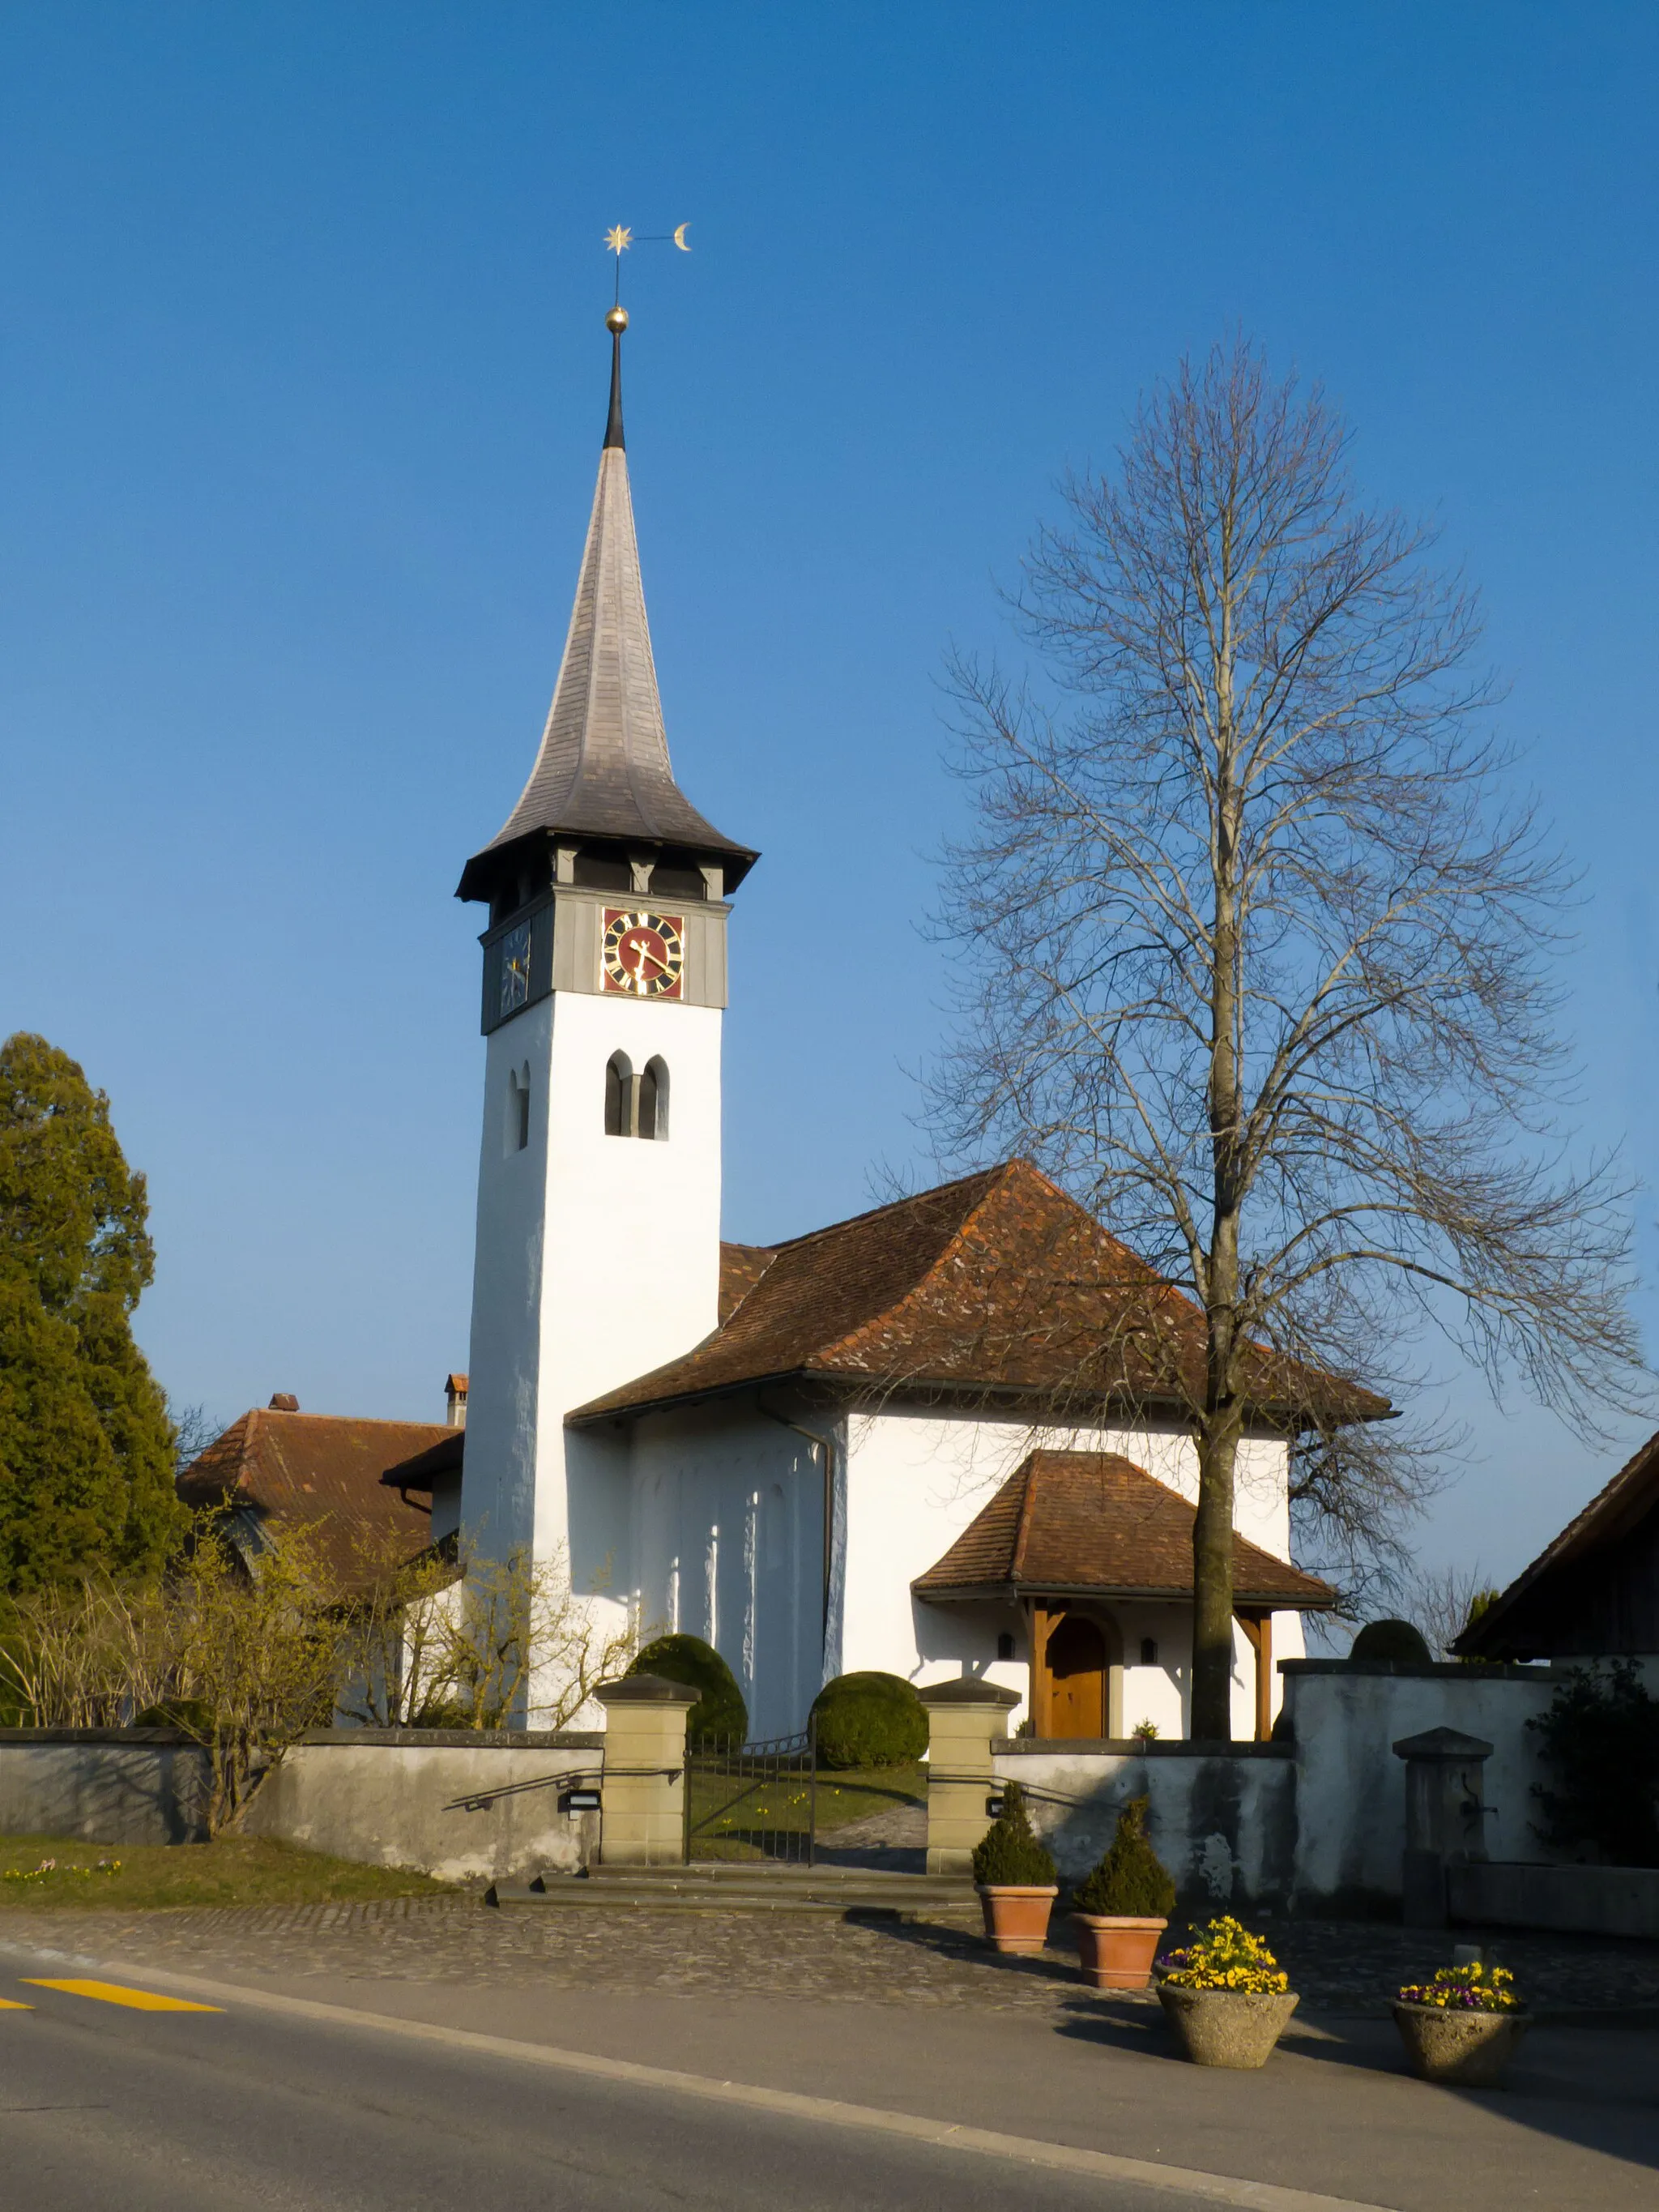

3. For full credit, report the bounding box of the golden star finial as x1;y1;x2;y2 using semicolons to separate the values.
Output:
604;225;633;256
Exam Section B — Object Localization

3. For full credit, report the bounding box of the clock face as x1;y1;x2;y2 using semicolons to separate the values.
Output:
499;923;532;1017
601;908;684;998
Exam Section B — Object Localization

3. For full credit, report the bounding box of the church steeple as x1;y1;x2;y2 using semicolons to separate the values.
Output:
456;309;755;907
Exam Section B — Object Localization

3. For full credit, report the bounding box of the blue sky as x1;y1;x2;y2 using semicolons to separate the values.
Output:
2;3;1657;1590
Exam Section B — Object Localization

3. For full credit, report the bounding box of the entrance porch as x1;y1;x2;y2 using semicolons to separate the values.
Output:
911;1448;1337;1743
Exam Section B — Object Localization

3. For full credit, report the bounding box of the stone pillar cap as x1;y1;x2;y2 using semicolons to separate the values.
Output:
595;1675;703;1707
916;1680;1021;1710
1392;1725;1494;1761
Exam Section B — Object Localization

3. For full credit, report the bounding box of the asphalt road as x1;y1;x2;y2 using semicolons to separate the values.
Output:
0;1965;1282;2212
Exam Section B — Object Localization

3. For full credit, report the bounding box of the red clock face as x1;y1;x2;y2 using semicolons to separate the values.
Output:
601;909;684;998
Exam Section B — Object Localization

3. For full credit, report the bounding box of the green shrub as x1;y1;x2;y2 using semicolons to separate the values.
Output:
1072;1796;1176;1917
131;1699;213;1734
970;1780;1056;1888
1350;1618;1432;1663
1529;1660;1659;1868
627;1633;747;1745
810;1671;928;1770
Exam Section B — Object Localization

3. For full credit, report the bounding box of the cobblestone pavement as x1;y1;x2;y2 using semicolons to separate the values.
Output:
3;1894;1657;2018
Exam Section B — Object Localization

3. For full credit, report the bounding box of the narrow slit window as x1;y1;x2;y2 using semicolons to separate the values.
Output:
505;1065;531;1155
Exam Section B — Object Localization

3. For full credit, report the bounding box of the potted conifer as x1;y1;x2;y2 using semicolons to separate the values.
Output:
1070;1796;1175;1988
972;1781;1059;1954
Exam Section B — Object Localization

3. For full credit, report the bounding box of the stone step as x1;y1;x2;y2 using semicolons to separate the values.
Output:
486;1868;977;1915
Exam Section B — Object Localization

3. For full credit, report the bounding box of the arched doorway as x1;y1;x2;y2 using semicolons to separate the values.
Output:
1035;1607;1124;1738
1047;1613;1106;1737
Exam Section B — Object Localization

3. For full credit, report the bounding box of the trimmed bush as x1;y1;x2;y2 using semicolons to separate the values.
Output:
626;1633;748;1745
810;1671;928;1770
1350;1618;1432;1663
1072;1796;1175;1917
131;1699;213;1735
971;1780;1057;1888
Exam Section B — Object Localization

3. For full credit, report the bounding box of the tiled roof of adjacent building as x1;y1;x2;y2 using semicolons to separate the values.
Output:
569;1160;1388;1430
912;1450;1337;1610
1452;1423;1659;1659
455;326;755;903
176;1408;449;1587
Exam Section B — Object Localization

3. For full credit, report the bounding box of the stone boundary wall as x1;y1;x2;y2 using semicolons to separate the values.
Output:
1448;1860;1659;1941
992;1739;1297;1908
1281;1660;1567;1913
0;1727;211;1846
240;1729;606;1882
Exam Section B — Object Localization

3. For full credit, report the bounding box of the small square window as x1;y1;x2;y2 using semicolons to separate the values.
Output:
1141;1637;1158;1667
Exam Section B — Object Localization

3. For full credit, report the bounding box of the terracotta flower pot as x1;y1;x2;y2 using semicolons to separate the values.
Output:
976;1884;1058;1954
1074;1914;1167;1990
1391;2002;1528;2088
1157;1984;1300;2069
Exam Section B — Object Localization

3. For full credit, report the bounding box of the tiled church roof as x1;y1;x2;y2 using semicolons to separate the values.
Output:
912;1450;1337;1609
177;1407;446;1586
569;1160;1388;1429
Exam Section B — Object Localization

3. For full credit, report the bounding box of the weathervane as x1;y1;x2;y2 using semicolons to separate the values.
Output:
604;222;691;318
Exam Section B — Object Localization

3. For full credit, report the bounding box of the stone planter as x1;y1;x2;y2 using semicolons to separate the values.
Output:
1157;1984;1300;2069
1074;1914;1166;1990
1391;2002;1528;2087
976;1884;1058;1954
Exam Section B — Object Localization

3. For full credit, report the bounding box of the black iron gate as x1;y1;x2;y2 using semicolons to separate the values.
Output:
684;1720;817;1865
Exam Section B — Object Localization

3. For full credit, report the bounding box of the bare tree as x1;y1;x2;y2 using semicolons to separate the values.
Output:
341;1531;640;1732
1404;1563;1503;1660
168;1518;352;1832
167;1400;222;1478
932;335;1642;1736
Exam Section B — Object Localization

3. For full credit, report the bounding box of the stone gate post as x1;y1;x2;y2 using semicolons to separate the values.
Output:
918;1680;1021;1877
595;1676;702;1868
1392;1724;1494;1928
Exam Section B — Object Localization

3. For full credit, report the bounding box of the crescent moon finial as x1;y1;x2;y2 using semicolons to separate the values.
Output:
672;222;690;251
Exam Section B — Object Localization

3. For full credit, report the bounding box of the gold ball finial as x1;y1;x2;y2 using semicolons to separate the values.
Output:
605;305;629;334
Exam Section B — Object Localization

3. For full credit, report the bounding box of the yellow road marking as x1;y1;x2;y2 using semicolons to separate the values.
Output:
22;1979;222;2013
0;1997;32;2009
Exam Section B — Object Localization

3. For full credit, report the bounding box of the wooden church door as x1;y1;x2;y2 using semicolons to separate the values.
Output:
1045;1612;1107;1737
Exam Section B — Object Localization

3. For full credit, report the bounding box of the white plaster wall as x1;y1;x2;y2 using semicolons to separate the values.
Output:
838;1407;1307;1738
1284;1663;1566;1907
628;1401;829;1741
994;1743;1299;1900
241;1733;603;1881
461;987;723;1713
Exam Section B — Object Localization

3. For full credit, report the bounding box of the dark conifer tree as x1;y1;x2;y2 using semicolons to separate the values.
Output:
0;1034;182;1589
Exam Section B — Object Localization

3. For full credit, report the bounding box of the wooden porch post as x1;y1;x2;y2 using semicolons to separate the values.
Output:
1235;1612;1273;1742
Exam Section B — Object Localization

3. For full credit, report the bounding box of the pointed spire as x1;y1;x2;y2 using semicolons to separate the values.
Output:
457;311;755;904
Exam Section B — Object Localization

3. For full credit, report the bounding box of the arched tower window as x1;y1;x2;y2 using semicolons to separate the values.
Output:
639;1056;670;1141
604;1051;633;1138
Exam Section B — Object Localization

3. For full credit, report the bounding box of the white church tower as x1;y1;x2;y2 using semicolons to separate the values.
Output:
454;306;757;1622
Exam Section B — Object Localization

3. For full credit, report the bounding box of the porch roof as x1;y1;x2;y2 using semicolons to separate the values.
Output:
911;1450;1338;1612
